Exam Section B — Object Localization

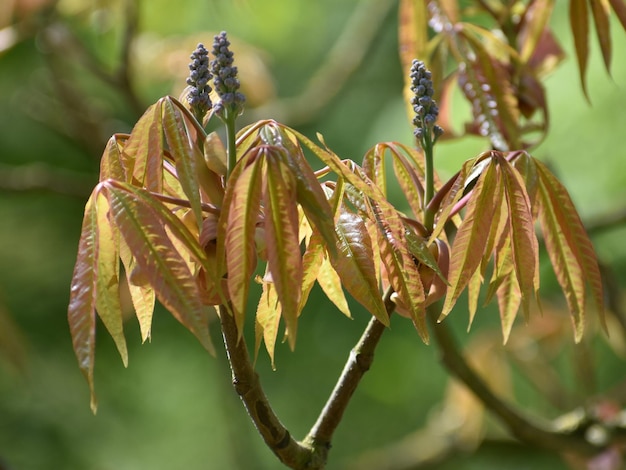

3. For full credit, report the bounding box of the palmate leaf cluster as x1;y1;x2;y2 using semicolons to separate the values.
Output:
68;85;604;410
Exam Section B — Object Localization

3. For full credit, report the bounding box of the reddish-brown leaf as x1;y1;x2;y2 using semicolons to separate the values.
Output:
104;182;215;354
570;0;590;99
100;134;129;182
225;155;262;334
500;158;540;318
609;0;626;31
535;161;605;340
589;0;612;73
68;194;99;413
441;159;499;319
519;0;556;62
369;198;426;339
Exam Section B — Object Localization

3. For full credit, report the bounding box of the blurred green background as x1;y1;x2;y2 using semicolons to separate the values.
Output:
1;1;625;469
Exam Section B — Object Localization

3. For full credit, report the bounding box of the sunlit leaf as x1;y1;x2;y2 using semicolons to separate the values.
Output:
104;182;215;354
93;194;128;367
467;268;483;329
255;279;281;370
263;151;302;349
299;231;325;314
162;97;203;227
570;0;590;99
100;134;129;182
204;131;228;176
123;101;164;191
225;155;262;334
68;194;99;413
119;237;155;343
496;270;522;344
441;159;498;319
317;256;351;318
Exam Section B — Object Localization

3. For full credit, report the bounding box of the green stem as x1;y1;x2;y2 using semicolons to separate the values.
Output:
422;133;435;233
225;110;237;180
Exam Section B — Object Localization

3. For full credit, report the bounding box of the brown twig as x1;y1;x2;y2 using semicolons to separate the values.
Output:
217;305;317;469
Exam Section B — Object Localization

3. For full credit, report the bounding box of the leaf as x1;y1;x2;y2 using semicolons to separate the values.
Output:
317;256;351;318
331;209;387;324
119;237;155;343
441;159;498;319
500;158;539;318
93;193;128;367
299;231;326;314
608;0;626;31
225;155;262;335
519;0;556;62
263;151;303;349
255;279;281;370
496;270;522;344
204;131;228;176
104;182;215;354
589;0;612;73
570;0;590;99
68;194;99;413
369;198;426;339
162;97;203;228
535;160;605;340
123;101;164;191
100;134;130;182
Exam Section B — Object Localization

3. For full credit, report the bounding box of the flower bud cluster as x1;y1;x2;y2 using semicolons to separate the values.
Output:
186;43;212;121
210;31;245;117
410;59;443;143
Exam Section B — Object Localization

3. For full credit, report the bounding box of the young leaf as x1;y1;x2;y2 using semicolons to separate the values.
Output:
162;97;203;227
255;279;282;370
93;194;128;367
589;0;612;73
318;256;352;318
570;0;590;99
369;198;426;339
609;0;626;31
263;151;303;349
331;209;387;324
496;270;522;344
500;158;540;318
225;154;263;334
519;0;556;63
441;159;498;319
123;101;164;191
535;161;605;340
100;134;130;182
104;182;215;354
68;194;99;413
119;237;155;343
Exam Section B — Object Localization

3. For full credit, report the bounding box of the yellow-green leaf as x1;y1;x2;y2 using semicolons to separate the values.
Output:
93;193;128;367
317;256;351;318
496;270;522;344
254;280;281;370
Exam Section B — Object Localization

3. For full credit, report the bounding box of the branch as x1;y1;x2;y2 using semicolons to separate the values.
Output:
217;305;318;469
427;306;603;456
305;288;395;448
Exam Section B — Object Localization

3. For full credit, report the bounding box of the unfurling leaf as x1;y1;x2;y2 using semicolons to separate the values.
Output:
255;279;281;370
